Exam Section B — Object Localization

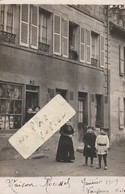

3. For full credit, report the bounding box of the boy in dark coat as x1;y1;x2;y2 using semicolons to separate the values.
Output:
83;127;97;167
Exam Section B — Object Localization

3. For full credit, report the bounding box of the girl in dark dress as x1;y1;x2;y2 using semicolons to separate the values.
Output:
56;122;75;163
83;127;97;167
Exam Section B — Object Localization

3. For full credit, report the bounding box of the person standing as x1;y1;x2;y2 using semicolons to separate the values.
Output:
95;128;110;170
83;127;97;167
56;121;75;163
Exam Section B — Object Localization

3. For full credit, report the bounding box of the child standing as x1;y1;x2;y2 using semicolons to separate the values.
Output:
83;127;97;167
95;128;110;170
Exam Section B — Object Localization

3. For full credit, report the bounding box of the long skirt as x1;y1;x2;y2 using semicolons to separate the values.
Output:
56;136;75;162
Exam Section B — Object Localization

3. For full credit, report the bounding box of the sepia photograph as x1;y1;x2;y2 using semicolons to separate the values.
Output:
0;2;125;185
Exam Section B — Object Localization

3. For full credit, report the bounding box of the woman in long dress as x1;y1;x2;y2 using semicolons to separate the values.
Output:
56;122;75;163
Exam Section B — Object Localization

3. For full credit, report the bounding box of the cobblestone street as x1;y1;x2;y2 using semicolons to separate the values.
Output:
0;135;125;177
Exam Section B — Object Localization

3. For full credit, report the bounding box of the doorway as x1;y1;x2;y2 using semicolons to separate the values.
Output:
78;92;88;142
25;85;39;122
95;94;103;128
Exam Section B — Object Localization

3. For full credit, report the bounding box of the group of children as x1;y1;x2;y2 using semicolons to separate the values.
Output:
83;127;110;170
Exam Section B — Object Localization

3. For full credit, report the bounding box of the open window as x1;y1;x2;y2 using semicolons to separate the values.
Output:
0;5;14;33
91;31;99;66
119;45;125;76
69;22;78;60
39;8;51;53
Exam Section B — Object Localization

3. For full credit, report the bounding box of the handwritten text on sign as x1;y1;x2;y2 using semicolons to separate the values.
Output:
9;94;76;159
0;177;125;194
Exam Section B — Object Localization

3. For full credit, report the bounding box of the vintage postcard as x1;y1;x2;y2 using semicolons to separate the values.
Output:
0;0;125;193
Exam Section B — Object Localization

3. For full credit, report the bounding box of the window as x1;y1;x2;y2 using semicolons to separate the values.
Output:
80;27;85;62
20;5;39;48
0;5;14;33
86;29;91;64
53;15;61;55
119;97;124;129
30;5;39;49
91;32;97;59
0;82;23;130
100;35;105;68
119;45;125;76
69;22;78;60
39;13;47;44
53;15;69;57
91;32;99;66
38;9;51;53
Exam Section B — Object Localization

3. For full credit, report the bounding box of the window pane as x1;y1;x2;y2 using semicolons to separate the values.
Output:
0;116;6;130
55;15;60;34
21;22;28;44
13;86;22;99
14;116;21;128
7;5;13;33
32;6;37;26
6;84;14;98
22;5;28;22
0;84;6;98
10;116;14;129
54;34;60;53
62;19;68;37
43;15;47;27
86;30;90;45
9;100;15;114
15;101;22;114
81;28;85;43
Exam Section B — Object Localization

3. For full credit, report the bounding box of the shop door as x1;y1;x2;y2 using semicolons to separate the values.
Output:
95;94;103;128
25;85;39;122
78;92;88;142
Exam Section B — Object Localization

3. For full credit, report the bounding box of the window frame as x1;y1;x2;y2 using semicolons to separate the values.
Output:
0;5;14;33
100;35;105;68
39;12;48;44
62;17;69;58
86;29;91;64
53;14;61;56
80;26;85;62
20;4;30;47
30;5;39;49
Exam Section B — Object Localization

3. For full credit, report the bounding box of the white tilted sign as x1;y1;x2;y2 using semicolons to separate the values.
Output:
9;94;76;159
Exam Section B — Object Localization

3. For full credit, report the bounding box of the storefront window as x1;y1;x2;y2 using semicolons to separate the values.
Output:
0;82;23;130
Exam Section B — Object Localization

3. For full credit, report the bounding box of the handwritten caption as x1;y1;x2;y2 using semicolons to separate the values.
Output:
9;94;76;159
0;177;125;194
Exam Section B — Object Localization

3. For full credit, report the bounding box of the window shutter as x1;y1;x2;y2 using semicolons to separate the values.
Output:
80;27;85;62
62;18;69;58
20;4;29;47
70;91;74;100
86;29;91;64
119;45;124;76
90;94;96;128
119;97;124;129
53;15;61;55
100;35;105;68
48;88;55;101
103;95;109;128
30;5;39;49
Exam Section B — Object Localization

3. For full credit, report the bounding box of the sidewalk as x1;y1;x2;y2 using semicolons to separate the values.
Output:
0;133;125;177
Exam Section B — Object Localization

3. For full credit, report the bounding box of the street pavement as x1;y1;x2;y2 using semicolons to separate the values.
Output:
0;135;125;177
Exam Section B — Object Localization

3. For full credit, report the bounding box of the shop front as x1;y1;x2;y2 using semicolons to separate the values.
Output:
0;81;40;131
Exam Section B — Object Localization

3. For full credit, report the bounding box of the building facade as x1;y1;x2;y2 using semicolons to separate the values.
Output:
0;5;109;144
109;5;125;142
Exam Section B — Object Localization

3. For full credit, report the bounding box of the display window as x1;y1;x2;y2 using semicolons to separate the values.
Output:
0;82;23;130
